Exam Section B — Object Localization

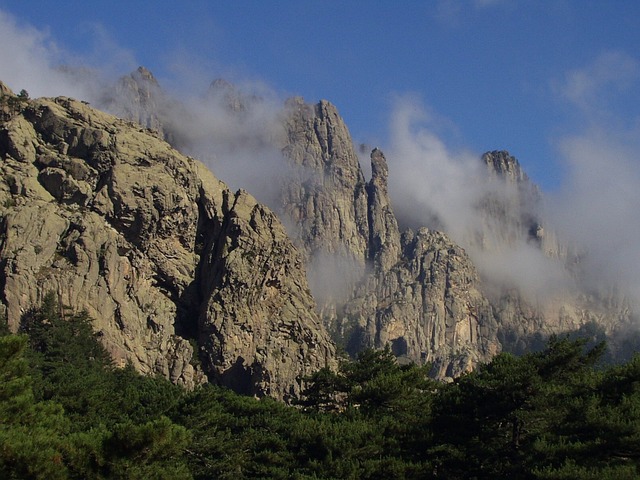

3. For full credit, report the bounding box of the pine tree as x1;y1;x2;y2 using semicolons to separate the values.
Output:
0;334;70;479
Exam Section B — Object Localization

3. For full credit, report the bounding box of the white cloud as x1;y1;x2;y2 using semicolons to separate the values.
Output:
383;94;571;304
160;81;290;208
307;251;367;305
0;10;72;97
0;10;137;103
557;51;640;114
544;50;640;309
549;127;640;303
0;6;294;236
3;6;639;318
383;56;640;310
386;94;486;236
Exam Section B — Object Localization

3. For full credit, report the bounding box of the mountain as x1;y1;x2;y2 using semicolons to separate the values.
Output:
280;98;499;376
0;68;636;399
109;69;640;368
0;82;334;401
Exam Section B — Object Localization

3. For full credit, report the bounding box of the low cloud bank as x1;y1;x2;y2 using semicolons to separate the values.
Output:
0;9;292;209
384;51;640;311
384;95;575;304
548;129;640;305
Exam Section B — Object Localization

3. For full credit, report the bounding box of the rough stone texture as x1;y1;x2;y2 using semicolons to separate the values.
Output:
281;100;500;376
483;150;529;183
101;78;500;379
480;150;572;261
281;98;370;263
280;100;633;376
0;87;335;398
93;72;635;380
197;187;335;401
0;82;12;97
366;148;401;270
343;228;499;378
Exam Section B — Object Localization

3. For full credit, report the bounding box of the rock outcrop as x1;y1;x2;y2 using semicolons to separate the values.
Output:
99;67;174;141
280;99;500;376
16;67;632;392
279;98;634;375
342;226;499;377
0;82;335;400
281;98;370;263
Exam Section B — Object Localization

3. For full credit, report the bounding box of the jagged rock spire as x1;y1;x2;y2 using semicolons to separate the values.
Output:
483;150;529;183
133;66;159;86
366;148;400;269
281;98;369;261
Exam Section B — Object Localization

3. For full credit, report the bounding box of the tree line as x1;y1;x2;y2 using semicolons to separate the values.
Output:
1;293;639;478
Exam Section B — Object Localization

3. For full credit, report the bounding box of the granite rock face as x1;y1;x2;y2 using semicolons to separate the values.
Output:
18;68;632;391
281;98;370;263
341;226;500;377
280;99;500;377
279;98;634;375
0;82;334;399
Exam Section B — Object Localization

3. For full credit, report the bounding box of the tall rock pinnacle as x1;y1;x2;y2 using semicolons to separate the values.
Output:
483;150;529;184
281;98;370;262
282;99;499;376
366;148;400;270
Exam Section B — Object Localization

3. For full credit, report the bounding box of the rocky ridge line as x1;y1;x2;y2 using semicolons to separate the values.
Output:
51;67;637;381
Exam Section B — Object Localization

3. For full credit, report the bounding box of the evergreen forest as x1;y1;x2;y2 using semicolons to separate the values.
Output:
1;294;639;479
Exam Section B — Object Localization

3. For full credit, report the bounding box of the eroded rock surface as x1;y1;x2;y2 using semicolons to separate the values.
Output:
38;69;634;386
281;100;500;376
0;83;335;399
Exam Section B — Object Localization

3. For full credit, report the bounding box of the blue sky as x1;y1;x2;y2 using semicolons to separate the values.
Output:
0;0;639;193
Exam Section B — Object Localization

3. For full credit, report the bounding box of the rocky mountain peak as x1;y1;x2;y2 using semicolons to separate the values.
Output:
133;66;159;86
483;150;529;184
281;97;369;262
100;66;166;138
6;71;629;397
280;99;499;377
365;148;400;268
370;147;389;185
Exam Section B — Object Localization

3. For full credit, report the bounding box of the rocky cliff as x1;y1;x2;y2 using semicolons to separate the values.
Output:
476;151;635;356
0;82;334;401
1;67;635;399
102;70;633;377
280;100;500;376
279;95;635;373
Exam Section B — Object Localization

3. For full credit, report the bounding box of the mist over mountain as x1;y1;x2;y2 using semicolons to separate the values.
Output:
1;7;639;398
